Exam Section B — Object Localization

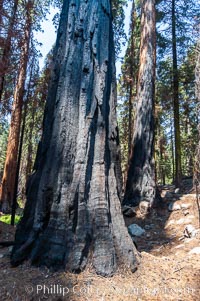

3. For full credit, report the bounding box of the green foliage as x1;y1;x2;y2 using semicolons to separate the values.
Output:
112;0;128;58
117;1;140;177
0;214;21;225
156;0;200;62
155;47;198;183
155;0;199;184
117;86;130;175
194;41;200;183
0;119;9;179
18;50;53;201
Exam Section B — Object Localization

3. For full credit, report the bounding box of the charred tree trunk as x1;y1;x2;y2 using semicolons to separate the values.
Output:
123;0;156;210
0;0;19;103
172;0;182;187
0;1;32;213
11;0;139;276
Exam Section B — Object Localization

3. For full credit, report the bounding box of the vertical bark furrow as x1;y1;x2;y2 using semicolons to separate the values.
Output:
123;0;156;209
0;0;33;212
11;0;139;276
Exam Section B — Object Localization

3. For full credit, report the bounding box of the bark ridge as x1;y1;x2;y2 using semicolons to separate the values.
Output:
11;0;139;276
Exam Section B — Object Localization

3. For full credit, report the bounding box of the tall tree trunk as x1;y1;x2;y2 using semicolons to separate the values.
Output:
0;0;19;103
172;0;182;187
160;141;165;185
128;1;136;158
170;117;175;182
25;108;34;184
0;1;32;213
123;0;156;209
11;100;27;225
194;40;200;186
123;1;139;175
128;85;133;157
22;57;35;187
0;0;4;32
11;0;139;276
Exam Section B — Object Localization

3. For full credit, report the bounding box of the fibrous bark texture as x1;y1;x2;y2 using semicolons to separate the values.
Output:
123;0;156;208
0;0;32;213
0;0;19;103
11;0;139;276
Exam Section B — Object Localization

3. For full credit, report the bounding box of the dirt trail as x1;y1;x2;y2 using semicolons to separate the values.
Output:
0;185;199;301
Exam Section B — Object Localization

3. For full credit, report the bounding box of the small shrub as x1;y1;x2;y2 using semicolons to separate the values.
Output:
0;214;21;225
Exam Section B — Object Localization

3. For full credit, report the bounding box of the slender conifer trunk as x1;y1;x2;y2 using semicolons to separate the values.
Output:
0;1;33;212
172;0;182;187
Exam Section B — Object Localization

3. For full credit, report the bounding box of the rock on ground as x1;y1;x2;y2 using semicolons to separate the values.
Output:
128;224;146;237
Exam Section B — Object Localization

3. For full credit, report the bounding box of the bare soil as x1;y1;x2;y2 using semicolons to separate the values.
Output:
0;186;200;301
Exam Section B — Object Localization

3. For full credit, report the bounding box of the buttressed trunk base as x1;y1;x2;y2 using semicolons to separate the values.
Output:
11;0;139;276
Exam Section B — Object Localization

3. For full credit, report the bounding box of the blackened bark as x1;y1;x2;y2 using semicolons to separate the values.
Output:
123;0;156;209
172;0;182;187
11;0;139;276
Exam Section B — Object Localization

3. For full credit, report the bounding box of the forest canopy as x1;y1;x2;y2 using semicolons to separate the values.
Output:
0;0;199;278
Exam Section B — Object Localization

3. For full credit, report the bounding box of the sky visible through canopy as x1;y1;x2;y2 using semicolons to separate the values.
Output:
34;2;132;76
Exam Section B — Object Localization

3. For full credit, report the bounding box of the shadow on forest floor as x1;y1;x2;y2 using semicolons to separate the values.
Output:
124;178;200;257
0;178;200;301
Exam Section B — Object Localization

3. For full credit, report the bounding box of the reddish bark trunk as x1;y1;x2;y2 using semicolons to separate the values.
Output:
0;0;19;103
0;1;33;213
123;0;157;209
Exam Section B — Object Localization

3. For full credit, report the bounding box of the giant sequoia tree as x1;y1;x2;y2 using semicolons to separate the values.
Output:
0;0;19;103
0;0;33;213
123;0;156;209
11;0;139;276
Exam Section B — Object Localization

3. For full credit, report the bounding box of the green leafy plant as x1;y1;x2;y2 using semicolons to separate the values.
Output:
0;214;21;225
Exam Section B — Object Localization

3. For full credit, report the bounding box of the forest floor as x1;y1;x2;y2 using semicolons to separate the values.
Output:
0;183;200;301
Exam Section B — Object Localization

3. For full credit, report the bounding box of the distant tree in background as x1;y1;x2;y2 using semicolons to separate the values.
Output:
19;50;53;202
0;0;19;104
118;0;140;182
0;0;33;213
156;0;200;186
0;0;60;212
155;47;198;184
171;0;182;187
112;0;128;58
123;0;157;210
194;39;200;186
